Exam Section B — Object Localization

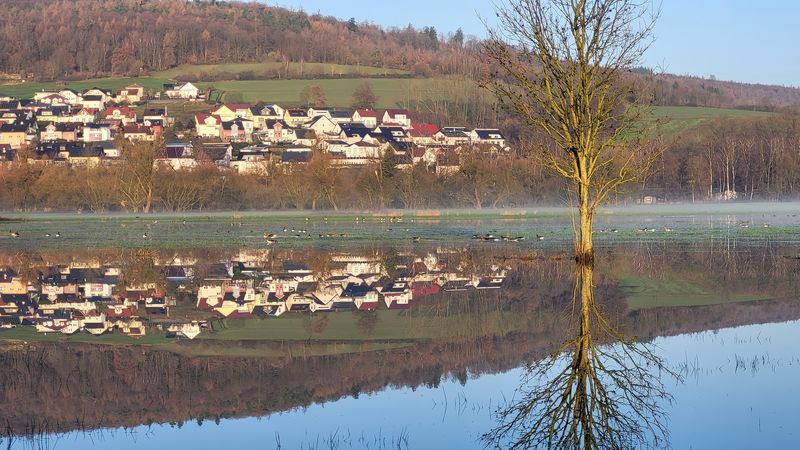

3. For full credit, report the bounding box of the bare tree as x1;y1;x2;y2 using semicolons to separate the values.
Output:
351;81;379;109
118;137;163;213
484;0;661;262
482;261;677;450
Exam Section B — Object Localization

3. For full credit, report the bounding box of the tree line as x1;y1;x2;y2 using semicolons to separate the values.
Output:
7;114;800;213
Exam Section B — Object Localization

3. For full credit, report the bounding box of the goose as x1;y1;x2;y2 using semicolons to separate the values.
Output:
45;233;51;237
412;236;421;242
663;227;673;232
142;233;148;239
9;231;19;238
536;235;545;241
55;232;61;238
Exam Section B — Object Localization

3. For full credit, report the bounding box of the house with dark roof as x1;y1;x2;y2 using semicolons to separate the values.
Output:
80;94;105;110
375;126;410;143
283;108;310;127
0;122;31;149
257;119;296;143
280;148;313;164
157;142;197;170
381;281;413;309
221;118;253;142
196;142;233;165
470;129;506;147
40;122;80;142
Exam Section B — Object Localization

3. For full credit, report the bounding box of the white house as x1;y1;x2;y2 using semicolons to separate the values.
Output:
82;123;112;142
381;109;412;129
352;109;379;128
165;82;200;99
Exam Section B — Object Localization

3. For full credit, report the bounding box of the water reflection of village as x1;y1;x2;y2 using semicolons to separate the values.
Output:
0;248;509;339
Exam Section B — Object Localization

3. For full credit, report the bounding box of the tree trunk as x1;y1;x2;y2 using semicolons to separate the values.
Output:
577;181;594;265
144;187;153;214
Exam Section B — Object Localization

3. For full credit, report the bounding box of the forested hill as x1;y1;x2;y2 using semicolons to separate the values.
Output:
2;0;800;110
0;0;477;80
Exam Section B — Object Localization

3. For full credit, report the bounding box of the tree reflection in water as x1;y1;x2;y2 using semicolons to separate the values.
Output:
483;262;679;450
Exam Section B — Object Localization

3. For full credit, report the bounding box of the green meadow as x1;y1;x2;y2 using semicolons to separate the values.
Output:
156;62;409;79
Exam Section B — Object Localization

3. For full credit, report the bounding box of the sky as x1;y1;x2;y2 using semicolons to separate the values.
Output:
269;0;800;87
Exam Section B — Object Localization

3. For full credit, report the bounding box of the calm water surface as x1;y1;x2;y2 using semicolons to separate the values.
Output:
1;211;799;449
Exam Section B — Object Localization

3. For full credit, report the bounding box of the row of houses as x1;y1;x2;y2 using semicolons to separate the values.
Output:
0;86;509;174
0;249;508;339
195;103;508;174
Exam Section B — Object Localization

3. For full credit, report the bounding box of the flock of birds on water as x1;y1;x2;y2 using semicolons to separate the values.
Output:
3;218;776;243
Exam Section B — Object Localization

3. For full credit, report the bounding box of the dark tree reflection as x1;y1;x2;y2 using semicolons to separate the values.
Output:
483;262;678;449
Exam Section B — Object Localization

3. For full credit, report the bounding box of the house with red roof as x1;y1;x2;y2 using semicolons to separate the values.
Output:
194;113;223;138
352;109;379;128
102;106;137;125
38;93;70;106
409;123;439;144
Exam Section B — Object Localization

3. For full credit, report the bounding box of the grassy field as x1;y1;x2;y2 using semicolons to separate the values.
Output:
155;62;409;80
0;76;171;99
200;77;422;108
649;106;774;135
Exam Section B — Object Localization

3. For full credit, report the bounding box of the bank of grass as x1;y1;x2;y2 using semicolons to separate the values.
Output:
620;275;773;309
199;77;421;108
155;62;409;80
648;106;774;136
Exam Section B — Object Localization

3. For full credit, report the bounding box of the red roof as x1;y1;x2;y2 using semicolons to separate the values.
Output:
413;282;441;296
225;103;251;111
42;94;67;101
411;123;439;135
103;106;135;118
355;109;378;118
195;113;222;124
385;109;411;118
106;304;137;318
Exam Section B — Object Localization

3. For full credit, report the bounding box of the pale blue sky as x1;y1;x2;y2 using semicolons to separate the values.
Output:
268;0;800;87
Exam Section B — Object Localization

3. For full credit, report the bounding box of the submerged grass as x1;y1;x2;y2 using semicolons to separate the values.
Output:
620;275;773;309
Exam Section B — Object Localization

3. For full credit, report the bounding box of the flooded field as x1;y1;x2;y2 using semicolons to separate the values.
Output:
0;204;799;449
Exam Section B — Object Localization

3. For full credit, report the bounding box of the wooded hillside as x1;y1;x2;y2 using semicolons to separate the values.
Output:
0;0;476;80
2;0;800;111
